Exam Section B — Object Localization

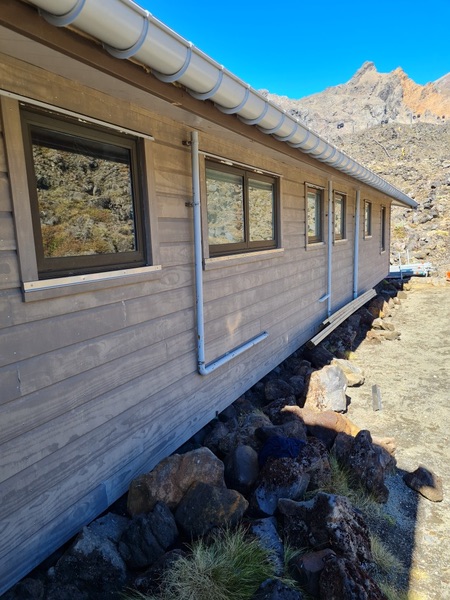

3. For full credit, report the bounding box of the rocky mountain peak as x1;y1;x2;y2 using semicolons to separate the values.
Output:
262;64;450;275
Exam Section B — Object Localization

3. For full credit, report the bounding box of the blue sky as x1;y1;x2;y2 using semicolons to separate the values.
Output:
139;0;449;98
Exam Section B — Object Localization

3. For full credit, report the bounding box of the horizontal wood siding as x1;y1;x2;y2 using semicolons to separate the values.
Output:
0;41;394;595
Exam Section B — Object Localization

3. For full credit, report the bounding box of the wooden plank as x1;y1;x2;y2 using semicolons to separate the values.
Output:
0;251;19;291
0;213;16;250
0;97;38;281
0;133;6;172
15;298;193;396
0;301;127;367
0;310;194;447
0;364;20;405
0;173;11;212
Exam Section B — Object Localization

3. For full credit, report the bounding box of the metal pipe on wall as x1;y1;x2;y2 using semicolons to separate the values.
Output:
327;180;333;317
190;131;268;376
353;189;361;298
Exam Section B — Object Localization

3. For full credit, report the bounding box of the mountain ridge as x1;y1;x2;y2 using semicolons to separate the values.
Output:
262;64;450;275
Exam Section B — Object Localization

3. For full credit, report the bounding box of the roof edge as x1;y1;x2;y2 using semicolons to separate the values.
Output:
24;0;417;208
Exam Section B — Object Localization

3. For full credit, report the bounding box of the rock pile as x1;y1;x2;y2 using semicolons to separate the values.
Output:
3;285;442;600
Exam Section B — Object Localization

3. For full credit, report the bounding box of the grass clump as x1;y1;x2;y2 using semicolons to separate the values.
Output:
370;534;405;576
308;454;380;514
125;527;276;600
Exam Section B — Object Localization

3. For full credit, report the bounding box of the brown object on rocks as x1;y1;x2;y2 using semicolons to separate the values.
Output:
174;481;248;538
127;447;225;515
319;555;387;599
403;466;444;502
282;406;396;456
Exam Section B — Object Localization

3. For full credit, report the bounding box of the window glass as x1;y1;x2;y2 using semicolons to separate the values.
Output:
334;193;346;240
206;168;244;245
22;110;146;278
364;201;372;237
206;161;277;256
249;178;275;241
307;188;322;243
381;205;387;251
31;128;136;258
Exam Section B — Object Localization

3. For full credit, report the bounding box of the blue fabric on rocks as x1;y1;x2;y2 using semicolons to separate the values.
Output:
258;435;306;467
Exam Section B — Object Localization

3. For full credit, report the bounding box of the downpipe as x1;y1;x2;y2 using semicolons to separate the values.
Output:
353;190;360;299
190;131;268;376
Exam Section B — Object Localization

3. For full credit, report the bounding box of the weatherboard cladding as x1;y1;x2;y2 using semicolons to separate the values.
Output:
0;1;404;594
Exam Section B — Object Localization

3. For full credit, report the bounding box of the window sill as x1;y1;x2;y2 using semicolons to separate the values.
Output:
22;265;162;302
334;238;348;245
306;241;326;250
204;248;284;270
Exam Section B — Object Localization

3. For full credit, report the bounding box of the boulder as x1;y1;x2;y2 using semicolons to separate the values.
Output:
262;397;298;425
249;518;284;576
252;578;304;600
127;447;225;515
303;345;335;369
331;358;365;387
281;406;361;449
278;493;373;566
297;437;332;491
333;430;390;503
265;379;296;402
303;365;348;413
289;549;336;597
203;420;233;456
48;521;128;600
319;556;387;599
249;457;310;517
403;466;443;502
174;481;248;538
132;549;187;596
224;445;260;495
118;502;178;569
3;578;45;600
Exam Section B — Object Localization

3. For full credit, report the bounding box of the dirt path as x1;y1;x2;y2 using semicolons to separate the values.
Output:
347;282;450;599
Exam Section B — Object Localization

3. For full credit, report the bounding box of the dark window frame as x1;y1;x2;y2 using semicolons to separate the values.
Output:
333;191;346;241
381;205;387;252
306;185;324;244
205;160;278;257
21;109;148;280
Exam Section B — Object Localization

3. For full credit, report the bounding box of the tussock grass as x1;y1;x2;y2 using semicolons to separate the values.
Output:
124;527;276;600
370;534;405;576
308;454;380;514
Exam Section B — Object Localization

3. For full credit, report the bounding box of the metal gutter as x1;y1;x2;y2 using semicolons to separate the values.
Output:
353;190;361;298
25;0;417;209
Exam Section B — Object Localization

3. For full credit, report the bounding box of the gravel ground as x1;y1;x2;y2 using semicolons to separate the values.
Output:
347;280;450;599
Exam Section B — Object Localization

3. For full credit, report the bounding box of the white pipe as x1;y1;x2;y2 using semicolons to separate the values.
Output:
327;180;333;317
190;131;268;376
25;0;417;209
353;190;361;299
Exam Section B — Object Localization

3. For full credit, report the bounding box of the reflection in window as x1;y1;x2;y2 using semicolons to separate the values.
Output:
334;192;346;240
22;110;146;279
307;187;323;243
364;201;372;237
206;161;278;256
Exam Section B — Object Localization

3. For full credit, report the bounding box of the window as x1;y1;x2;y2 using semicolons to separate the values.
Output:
381;205;387;251
206;161;278;256
364;201;372;237
21;110;147;279
306;186;324;244
333;192;346;241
